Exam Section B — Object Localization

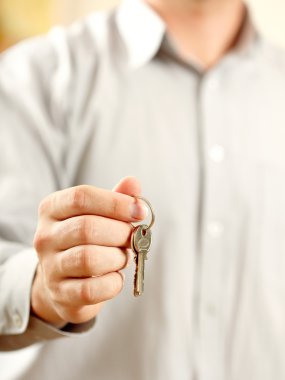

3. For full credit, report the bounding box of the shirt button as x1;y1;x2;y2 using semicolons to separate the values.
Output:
12;311;23;328
208;145;225;163
207;220;224;238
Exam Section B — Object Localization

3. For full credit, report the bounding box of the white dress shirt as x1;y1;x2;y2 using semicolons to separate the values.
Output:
1;0;285;379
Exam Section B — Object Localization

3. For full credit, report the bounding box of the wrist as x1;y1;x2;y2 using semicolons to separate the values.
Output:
31;265;67;329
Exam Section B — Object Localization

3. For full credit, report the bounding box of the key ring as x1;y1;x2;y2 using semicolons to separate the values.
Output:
131;195;155;231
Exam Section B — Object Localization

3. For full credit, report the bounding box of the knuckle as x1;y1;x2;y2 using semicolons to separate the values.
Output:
40;258;53;280
58;252;69;274
69;186;87;212
60;247;91;274
80;281;94;304
38;197;50;217
110;196;120;217
75;217;91;243
33;229;50;253
48;282;62;303
75;247;91;272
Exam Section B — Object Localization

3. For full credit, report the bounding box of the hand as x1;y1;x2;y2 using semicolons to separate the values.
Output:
31;177;146;327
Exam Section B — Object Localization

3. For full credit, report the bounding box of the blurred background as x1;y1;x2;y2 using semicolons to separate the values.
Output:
0;0;285;52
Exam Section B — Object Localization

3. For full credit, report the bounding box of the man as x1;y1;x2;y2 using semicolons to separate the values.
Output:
0;0;284;379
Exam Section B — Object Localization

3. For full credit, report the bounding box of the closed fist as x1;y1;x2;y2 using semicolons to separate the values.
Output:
31;177;146;327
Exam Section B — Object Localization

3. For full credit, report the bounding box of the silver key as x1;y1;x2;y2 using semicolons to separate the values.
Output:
132;224;152;297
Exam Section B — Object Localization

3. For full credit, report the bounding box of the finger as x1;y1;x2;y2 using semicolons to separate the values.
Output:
39;182;146;222
55;246;130;278
112;176;142;196
55;272;124;307
54;304;104;325
51;215;133;251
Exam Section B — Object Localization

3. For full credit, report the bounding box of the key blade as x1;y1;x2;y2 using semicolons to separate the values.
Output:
134;251;146;297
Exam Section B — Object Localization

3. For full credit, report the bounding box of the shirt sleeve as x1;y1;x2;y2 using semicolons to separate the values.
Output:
0;29;95;351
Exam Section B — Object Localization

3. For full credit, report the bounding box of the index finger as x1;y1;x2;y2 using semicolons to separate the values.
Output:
39;185;147;222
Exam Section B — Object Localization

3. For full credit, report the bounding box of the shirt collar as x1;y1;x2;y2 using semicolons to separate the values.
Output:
115;0;166;68
115;0;258;70
231;6;258;56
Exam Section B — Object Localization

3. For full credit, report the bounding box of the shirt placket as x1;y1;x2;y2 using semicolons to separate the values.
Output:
195;68;232;380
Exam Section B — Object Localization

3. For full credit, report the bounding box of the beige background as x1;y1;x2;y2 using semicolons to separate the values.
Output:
57;0;285;48
246;0;285;47
0;1;285;49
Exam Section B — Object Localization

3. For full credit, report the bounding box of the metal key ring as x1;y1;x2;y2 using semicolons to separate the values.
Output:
131;195;155;231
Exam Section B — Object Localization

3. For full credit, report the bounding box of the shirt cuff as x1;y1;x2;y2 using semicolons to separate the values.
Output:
0;316;96;351
0;248;38;335
0;248;96;351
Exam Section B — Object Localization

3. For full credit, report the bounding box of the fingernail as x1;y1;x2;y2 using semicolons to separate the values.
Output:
130;202;148;220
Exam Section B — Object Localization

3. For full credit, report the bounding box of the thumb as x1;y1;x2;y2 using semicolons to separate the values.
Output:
113;177;148;220
112;176;142;197
113;177;147;221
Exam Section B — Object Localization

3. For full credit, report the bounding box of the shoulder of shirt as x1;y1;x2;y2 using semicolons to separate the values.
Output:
0;9;116;124
0;8;116;69
48;9;117;57
255;35;285;76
